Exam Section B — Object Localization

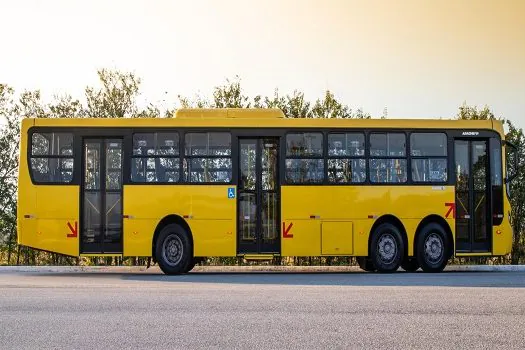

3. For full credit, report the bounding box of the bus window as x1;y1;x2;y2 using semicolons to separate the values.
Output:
410;133;447;183
30;132;74;183
131;132;180;183
184;132;232;183
285;133;324;183
369;133;407;183
327;133;366;183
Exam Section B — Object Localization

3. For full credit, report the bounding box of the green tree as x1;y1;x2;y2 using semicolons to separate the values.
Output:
504;120;525;264
48;94;85;118
0;84;22;264
85;69;141;118
312;90;370;119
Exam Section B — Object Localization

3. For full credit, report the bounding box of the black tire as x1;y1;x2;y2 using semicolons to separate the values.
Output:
401;257;420;272
186;257;205;273
155;223;193;275
186;261;196;273
370;223;404;273
357;257;376;272
416;223;449;273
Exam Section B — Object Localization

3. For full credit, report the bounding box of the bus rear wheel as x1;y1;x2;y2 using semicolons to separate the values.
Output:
155;223;192;275
416;223;448;273
370;223;404;273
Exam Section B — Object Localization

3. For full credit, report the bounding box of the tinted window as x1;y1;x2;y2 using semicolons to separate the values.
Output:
133;133;179;156
285;159;324;183
328;133;365;156
369;159;407;183
328;159;366;183
370;133;405;157
185;133;231;156
410;132;448;183
30;132;74;183
411;159;447;182
286;133;323;157
131;132;180;183
411;133;447;156
184;132;232;183
31;133;73;156
285;133;324;183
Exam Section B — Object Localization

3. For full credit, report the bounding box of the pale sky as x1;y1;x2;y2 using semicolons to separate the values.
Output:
1;0;524;127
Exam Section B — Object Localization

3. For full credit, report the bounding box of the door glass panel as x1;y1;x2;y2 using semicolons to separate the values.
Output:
83;142;101;245
261;192;278;241
472;141;487;244
240;141;256;190
262;139;277;190
104;192;122;245
85;143;100;190
455;140;470;246
83;192;101;244
106;141;122;190
239;192;257;241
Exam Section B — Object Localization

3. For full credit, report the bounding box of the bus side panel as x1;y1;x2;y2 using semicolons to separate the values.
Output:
17;120;36;249
281;186;454;257
35;186;79;256
123;185;236;257
493;194;513;255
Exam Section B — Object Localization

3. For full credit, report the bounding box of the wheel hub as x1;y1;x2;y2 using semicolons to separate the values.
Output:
424;233;443;263
378;234;397;263
162;234;183;266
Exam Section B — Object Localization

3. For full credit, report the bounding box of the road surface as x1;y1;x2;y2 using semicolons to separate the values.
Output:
1;269;524;349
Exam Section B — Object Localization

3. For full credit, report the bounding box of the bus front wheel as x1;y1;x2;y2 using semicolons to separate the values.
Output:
155;223;193;275
416;223;448;273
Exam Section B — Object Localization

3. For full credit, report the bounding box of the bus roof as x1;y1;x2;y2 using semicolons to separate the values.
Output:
22;108;504;136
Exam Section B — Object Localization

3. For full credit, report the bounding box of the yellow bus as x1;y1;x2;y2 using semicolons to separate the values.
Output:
17;108;517;274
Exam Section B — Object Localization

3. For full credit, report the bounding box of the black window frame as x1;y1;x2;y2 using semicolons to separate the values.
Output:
326;132;366;184
284;131;325;184
130;131;181;184
368;132;408;184
29;132;75;184
183;131;233;184
409;132;449;184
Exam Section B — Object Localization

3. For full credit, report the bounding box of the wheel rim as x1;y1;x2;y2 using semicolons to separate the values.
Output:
162;234;183;267
377;233;397;264
424;233;444;265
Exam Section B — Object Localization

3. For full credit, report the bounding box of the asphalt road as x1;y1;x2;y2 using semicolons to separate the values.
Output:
1;270;525;349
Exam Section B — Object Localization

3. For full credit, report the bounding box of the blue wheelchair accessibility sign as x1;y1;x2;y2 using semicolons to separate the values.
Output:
227;187;236;199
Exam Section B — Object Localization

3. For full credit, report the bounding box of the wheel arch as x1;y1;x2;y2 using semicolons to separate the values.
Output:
414;215;454;258
152;214;193;261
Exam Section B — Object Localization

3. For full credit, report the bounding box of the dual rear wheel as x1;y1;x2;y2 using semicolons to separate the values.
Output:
361;222;449;273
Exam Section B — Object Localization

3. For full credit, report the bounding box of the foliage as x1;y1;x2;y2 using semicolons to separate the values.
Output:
177;76;369;119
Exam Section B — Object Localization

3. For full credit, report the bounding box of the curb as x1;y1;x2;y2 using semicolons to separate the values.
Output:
1;265;525;273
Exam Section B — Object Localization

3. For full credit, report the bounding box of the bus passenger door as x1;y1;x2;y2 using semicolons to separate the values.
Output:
81;138;123;254
454;139;491;252
237;138;280;254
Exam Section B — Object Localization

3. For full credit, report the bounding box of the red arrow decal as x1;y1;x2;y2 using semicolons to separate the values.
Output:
445;202;456;219
282;222;293;238
67;221;78;238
